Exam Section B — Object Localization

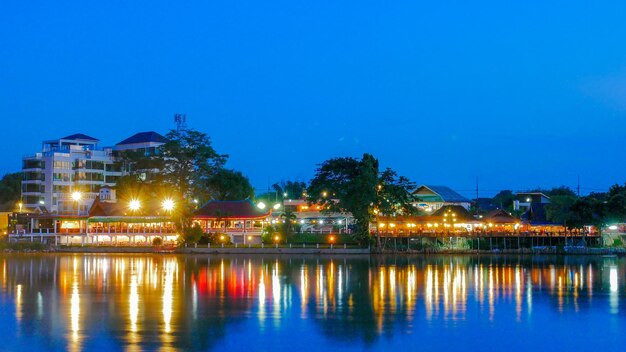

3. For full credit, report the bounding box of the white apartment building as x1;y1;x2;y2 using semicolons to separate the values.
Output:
21;132;166;214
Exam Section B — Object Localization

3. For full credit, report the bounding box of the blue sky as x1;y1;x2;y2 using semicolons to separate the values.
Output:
2;0;626;197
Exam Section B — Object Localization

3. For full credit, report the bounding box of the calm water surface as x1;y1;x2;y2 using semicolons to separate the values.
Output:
0;254;625;351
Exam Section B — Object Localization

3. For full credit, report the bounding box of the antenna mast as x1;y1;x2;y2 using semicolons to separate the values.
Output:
174;113;187;131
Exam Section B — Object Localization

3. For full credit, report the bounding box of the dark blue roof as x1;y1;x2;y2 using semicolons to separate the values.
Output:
521;203;556;225
116;131;168;145
61;133;99;141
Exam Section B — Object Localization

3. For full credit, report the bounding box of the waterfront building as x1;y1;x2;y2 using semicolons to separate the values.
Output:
10;187;178;245
513;192;550;211
21;134;121;214
412;185;471;212
282;198;352;234
21;131;167;214
192;200;271;244
482;209;520;233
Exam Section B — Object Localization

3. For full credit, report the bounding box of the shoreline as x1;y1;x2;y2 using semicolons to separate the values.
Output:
2;245;625;256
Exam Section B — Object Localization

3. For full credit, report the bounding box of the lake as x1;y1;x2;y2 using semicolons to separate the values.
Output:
0;254;625;351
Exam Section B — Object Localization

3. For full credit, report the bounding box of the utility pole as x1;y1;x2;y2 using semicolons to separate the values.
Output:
475;177;479;201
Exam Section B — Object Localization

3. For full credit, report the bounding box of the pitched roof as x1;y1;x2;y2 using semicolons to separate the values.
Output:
116;131;168;145
484;209;518;224
413;185;470;203
431;205;477;222
521;203;555;225
61;133;99;141
194;200;270;219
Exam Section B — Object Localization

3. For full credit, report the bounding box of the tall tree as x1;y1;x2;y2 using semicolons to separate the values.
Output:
307;154;415;246
157;127;227;199
205;169;254;201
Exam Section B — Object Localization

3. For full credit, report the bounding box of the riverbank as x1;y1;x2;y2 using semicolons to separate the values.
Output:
3;244;626;256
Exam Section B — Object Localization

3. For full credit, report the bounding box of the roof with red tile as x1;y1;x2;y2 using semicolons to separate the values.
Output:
193;200;270;219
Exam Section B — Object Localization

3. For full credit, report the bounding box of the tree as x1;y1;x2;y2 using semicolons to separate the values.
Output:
279;210;298;239
307;153;415;246
0;173;21;209
604;184;626;224
569;196;605;232
272;181;307;200
492;190;515;210
546;186;577;198
205;169;254;201
157;127;227;199
545;195;577;228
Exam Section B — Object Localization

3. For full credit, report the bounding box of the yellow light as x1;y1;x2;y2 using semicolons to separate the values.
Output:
379;223;386;228
322;191;328;197
329;235;335;242
248;235;252;240
389;223;396;228
129;199;140;211
220;235;225;240
71;191;82;201
274;236;279;241
162;199;174;212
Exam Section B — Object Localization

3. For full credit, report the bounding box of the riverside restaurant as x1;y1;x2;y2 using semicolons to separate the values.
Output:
9;196;179;245
373;205;598;241
191;200;271;244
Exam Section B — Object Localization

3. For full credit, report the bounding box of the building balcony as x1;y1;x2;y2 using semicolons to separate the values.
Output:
22;179;45;184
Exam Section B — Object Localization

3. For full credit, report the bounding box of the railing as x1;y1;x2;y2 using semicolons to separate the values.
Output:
374;230;600;237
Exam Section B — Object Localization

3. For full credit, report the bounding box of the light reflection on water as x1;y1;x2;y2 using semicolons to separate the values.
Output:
1;254;626;351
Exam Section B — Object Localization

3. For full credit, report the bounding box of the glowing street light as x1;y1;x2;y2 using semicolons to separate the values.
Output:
162;199;174;212
257;202;266;210
71;191;82;216
273;203;281;210
129;199;141;211
274;235;280;243
18;202;23;213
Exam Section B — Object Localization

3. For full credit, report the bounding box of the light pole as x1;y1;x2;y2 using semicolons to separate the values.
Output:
71;191;82;216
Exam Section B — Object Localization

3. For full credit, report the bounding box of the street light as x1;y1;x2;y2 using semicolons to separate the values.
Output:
71;191;82;216
257;202;266;210
272;203;281;210
129;199;141;211
162;199;174;212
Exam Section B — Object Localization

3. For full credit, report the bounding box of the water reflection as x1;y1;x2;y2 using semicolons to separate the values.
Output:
1;254;626;350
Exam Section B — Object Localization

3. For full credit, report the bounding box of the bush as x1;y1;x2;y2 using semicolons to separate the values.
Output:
0;240;46;251
288;233;357;245
198;232;232;245
180;224;204;245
